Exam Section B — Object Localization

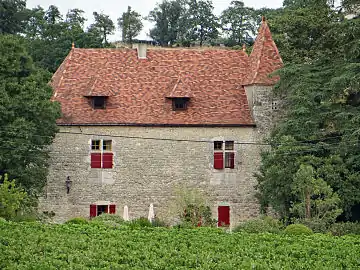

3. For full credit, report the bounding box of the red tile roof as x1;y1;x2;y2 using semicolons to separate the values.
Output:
244;17;283;85
52;20;281;126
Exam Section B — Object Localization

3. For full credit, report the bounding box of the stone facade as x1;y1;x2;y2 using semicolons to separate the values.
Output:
40;85;278;226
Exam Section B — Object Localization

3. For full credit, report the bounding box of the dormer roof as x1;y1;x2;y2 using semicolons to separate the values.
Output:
166;77;193;98
244;17;283;86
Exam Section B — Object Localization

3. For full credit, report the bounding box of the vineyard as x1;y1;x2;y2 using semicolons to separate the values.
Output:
1;221;360;269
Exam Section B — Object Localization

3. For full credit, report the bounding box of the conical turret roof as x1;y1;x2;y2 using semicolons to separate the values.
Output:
244;17;283;85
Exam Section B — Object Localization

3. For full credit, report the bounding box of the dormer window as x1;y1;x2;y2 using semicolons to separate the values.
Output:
92;96;106;109
172;98;189;111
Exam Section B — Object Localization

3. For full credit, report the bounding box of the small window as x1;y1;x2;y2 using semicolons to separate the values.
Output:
225;141;234;150
172;98;189;111
90;204;116;218
97;205;108;216
214;141;223;150
92;96;106;109
272;101;278;110
103;140;112;151
91;140;101;150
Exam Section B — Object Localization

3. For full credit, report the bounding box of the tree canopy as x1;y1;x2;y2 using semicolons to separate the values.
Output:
118;6;143;44
256;2;360;221
0;34;61;192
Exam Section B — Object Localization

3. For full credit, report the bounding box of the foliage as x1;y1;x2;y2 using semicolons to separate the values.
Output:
260;1;338;63
0;0;27;34
91;213;124;223
151;217;168;227
329;222;360;236
290;164;342;222
168;186;216;227
0;35;61;191
284;224;313;235
256;15;360;221
117;6;143;44
1;222;360;268
296;218;330;233
0;174;27;220
233;216;284;233
185;0;219;46
129;217;153;228
88;11;115;45
220;1;257;46
65;217;89;224
147;0;187;46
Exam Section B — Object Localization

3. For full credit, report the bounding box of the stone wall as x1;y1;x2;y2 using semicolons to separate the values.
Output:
40;125;266;226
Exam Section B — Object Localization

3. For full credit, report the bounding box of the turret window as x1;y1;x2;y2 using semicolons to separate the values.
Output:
271;101;278;110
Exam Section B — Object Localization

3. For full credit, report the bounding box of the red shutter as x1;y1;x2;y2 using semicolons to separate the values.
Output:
197;217;202;227
91;153;101;168
218;206;230;227
102;153;113;168
90;204;97;218
229;152;235;169
109;204;116;214
214;152;224;169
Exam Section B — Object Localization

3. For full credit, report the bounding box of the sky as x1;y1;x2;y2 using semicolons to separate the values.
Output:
26;0;284;41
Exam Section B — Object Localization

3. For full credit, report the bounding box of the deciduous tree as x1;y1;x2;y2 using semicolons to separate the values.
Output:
118;6;143;44
220;1;257;46
88;11;115;45
0;35;61;192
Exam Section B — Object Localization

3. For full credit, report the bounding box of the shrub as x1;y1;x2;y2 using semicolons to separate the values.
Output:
91;214;124;223
129;217;152;228
328;222;360;236
65;217;89;224
11;212;38;222
151;217;168;227
0;175;27;220
284;224;313;235
233;216;284;233
295;218;329;233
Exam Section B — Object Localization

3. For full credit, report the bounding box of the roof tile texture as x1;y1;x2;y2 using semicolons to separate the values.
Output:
245;19;283;85
52;48;255;125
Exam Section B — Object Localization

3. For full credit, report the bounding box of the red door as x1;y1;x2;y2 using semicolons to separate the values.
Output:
218;206;230;227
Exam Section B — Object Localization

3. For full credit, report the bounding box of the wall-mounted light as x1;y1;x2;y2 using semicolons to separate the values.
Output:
65;176;72;194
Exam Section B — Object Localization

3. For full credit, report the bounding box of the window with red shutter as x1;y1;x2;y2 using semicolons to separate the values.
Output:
91;153;101;168
214;152;224;169
90;204;97;218
102;153;113;169
214;141;235;169
109;204;116;214
218;206;230;227
90;140;114;169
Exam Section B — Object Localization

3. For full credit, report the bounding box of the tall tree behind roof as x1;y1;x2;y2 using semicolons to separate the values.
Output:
118;6;143;44
147;0;187;46
88;11;115;46
220;1;257;47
